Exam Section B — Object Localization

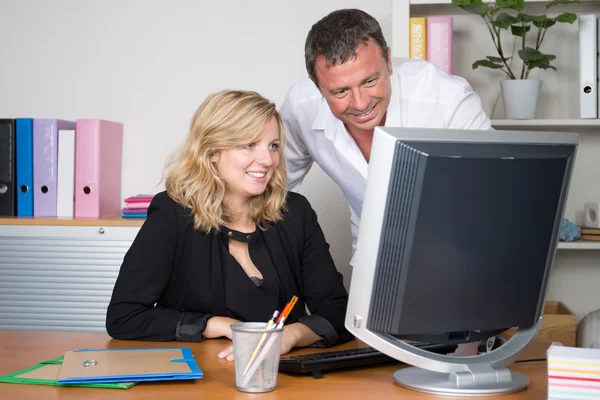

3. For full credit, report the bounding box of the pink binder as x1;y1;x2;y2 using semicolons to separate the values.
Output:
33;119;76;217
74;119;124;218
426;16;453;75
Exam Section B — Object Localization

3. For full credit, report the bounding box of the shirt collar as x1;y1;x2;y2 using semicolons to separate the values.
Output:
384;66;402;127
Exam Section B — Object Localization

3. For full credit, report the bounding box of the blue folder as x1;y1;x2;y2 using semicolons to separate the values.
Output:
15;118;34;216
56;347;203;384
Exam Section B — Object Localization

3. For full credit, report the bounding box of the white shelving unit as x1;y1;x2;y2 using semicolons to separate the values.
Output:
558;241;600;250
492;119;600;131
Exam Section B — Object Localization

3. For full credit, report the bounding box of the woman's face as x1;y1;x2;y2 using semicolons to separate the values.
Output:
214;118;281;203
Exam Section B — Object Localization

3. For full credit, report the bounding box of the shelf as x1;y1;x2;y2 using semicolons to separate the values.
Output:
409;0;595;4
558;241;600;250
0;215;145;227
491;119;600;131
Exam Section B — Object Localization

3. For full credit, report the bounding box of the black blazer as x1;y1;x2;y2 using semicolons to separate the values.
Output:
106;191;352;346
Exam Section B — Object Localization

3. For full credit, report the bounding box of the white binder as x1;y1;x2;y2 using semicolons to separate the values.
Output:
579;14;598;118
57;129;75;217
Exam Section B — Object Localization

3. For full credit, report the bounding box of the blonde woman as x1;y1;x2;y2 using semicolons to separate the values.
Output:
106;90;351;359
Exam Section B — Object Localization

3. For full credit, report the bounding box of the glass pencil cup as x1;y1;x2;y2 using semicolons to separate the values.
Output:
231;322;284;393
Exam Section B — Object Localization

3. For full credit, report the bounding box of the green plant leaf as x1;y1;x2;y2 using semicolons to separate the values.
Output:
554;13;578;24
495;0;525;11
533;18;557;28
511;25;531;36
472;59;505;69
487;55;510;62
548;0;580;7
518;47;556;62
527;59;557;71
452;0;490;15
518;14;546;23
493;13;519;29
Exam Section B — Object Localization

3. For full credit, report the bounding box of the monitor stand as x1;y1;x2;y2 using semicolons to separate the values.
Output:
382;320;540;397
393;363;529;396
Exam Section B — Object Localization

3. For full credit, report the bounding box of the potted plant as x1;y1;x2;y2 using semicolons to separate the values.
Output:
452;0;579;119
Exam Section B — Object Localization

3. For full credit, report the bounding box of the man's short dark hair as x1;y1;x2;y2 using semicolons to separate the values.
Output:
305;8;389;88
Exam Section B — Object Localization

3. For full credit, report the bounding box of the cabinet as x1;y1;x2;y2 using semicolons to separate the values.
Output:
0;217;143;332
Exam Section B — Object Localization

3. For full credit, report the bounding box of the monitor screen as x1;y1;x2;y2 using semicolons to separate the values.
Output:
346;127;577;346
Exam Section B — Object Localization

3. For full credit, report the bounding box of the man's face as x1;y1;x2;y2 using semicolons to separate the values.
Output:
314;40;393;137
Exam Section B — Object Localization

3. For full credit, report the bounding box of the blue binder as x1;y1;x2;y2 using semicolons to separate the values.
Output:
15;118;34;216
56;347;203;384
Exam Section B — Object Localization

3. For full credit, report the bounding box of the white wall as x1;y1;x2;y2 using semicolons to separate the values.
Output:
0;0;393;287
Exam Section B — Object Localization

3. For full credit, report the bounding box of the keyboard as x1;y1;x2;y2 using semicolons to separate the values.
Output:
278;343;458;379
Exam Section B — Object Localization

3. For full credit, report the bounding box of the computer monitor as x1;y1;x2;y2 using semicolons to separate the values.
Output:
345;126;578;396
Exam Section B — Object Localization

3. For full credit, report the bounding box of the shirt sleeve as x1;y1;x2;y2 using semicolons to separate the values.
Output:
280;86;314;193
105;193;211;341
444;77;492;130
293;195;354;346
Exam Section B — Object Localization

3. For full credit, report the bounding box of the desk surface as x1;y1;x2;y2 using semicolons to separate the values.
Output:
0;331;548;399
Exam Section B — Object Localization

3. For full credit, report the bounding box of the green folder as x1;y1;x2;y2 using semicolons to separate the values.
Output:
0;354;135;389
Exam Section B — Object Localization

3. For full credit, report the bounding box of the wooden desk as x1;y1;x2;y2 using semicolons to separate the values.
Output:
0;331;548;399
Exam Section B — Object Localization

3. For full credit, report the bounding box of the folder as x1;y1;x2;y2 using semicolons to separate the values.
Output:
427;16;453;75
0;119;16;216
15;118;34;216
0;354;134;389
579;14;598;118
409;17;427;60
33;119;76;216
56;129;76;217
75;119;123;218
56;348;203;384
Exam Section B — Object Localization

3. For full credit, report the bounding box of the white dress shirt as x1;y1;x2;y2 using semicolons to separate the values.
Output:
280;58;491;254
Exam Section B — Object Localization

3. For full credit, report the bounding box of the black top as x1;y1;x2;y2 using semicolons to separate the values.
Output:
219;227;280;321
106;191;352;347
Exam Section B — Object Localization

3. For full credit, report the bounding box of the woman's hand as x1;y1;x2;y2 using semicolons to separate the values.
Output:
204;316;240;340
280;323;321;355
216;322;322;361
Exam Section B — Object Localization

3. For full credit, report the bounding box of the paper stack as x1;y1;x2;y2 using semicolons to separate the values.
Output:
121;194;154;218
547;344;600;399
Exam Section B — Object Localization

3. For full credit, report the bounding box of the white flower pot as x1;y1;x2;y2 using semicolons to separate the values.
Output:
500;79;542;119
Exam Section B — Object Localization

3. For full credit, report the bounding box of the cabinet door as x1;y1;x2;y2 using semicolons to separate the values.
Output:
0;225;139;332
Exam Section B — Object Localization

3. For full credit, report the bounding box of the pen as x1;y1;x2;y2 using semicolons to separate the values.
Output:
242;296;299;383
243;309;280;375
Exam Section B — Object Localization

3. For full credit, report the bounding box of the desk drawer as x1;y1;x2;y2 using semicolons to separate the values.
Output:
0;225;139;332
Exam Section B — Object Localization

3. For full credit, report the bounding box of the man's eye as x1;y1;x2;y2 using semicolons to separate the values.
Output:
334;90;347;97
365;78;376;85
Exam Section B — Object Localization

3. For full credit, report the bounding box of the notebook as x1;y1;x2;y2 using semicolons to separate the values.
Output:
0;354;134;389
56;347;203;384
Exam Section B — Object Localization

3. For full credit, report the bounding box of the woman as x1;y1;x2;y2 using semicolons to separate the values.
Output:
106;90;352;360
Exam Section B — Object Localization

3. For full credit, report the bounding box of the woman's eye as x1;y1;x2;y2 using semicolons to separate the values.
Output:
269;143;279;150
245;143;255;149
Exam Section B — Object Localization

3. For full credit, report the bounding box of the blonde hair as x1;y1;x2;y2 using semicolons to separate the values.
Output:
164;90;288;232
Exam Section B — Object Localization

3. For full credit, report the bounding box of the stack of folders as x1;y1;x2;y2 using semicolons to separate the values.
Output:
547;344;600;399
0;347;203;389
121;194;155;218
0;118;124;218
408;16;453;75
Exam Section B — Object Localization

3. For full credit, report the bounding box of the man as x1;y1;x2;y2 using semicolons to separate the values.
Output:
280;8;491;253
